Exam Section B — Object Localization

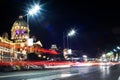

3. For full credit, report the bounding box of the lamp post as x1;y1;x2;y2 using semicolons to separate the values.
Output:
25;4;41;54
27;4;41;37
63;29;76;60
67;29;76;49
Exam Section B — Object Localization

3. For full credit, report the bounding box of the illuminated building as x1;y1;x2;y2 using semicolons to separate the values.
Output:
11;16;29;42
0;16;57;62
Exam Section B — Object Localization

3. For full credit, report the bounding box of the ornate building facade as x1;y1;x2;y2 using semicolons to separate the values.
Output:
11;16;29;43
0;16;43;62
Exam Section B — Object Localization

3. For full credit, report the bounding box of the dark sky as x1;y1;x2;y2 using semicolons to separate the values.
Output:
0;0;120;57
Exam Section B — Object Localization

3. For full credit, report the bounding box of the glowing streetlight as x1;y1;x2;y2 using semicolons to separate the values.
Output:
28;5;41;16
113;49;117;52
67;29;76;49
68;29;76;37
27;4;41;37
117;46;120;50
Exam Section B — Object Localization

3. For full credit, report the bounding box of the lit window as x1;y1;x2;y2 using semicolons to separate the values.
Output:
16;30;19;34
21;30;25;34
21;26;23;29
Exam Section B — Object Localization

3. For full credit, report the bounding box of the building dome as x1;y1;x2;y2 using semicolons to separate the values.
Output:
12;16;28;28
11;16;30;42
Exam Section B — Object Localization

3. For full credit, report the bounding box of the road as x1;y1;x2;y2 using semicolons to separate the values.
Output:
0;65;120;80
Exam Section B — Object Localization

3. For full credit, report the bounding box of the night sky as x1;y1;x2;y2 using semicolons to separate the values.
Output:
0;0;120;57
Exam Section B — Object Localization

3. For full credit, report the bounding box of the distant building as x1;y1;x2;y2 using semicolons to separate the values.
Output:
50;44;58;50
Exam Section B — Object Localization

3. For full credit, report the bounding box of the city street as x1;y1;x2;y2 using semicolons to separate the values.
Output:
0;1;120;80
0;65;120;80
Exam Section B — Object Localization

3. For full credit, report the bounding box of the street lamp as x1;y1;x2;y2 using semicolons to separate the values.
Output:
68;29;76;37
113;49;117;52
27;4;41;37
63;29;76;60
28;5;41;16
117;46;120;50
67;29;76;49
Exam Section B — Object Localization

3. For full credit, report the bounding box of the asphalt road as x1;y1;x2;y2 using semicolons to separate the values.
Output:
0;65;120;80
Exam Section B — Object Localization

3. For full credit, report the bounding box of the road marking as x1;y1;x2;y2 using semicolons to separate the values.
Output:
27;73;78;80
0;67;88;78
0;71;51;78
0;66;98;79
0;73;41;78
